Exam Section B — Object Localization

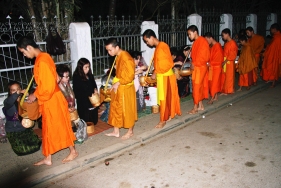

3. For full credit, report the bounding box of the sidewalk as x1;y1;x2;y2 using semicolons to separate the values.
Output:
0;80;270;188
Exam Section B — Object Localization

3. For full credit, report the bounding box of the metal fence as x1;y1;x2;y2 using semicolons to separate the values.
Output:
0;16;72;96
1;11;279;96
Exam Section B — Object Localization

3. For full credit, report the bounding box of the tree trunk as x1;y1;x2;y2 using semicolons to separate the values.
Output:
26;0;41;41
108;0;116;21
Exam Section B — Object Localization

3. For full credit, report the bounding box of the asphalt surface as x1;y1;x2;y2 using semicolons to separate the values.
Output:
0;79;279;188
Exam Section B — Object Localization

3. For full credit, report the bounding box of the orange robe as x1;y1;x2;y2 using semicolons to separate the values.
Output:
108;51;137;128
191;36;210;104
154;42;181;122
238;43;257;87
34;53;75;156
248;34;265;65
248;34;264;82
209;42;223;97
221;39;238;94
261;32;281;81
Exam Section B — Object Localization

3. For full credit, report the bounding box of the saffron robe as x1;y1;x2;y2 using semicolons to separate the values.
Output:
33;52;75;156
154;42;181;122
238;43;257;86
248;34;264;82
261;32;281;81
108;51;137;128
209;42;223;97
221;39;238;94
191;36;210;104
248;34;265;65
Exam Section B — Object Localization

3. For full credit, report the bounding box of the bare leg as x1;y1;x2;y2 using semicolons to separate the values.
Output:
237;86;242;91
121;127;134;140
198;101;204;111
34;155;52;166
188;104;198;114
270;80;276;88
62;146;79;163
105;127;120;137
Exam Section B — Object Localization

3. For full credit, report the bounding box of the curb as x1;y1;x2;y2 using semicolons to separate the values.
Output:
22;82;269;188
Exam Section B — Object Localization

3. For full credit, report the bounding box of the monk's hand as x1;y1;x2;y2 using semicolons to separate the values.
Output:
111;82;120;93
27;93;36;103
151;73;156;80
222;60;227;67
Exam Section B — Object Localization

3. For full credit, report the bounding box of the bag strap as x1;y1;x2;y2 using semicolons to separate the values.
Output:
20;76;34;108
104;56;117;90
145;56;154;77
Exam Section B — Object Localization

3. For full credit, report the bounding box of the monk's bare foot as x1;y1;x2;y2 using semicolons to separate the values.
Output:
219;93;228;96
187;109;198;115
198;107;204;111
155;121;166;128
121;132;134;140
34;158;52;166
105;132;120;137
253;82;257;86
237;88;242;92
207;99;214;105
62;152;79;163
246;86;251;90
270;84;275;88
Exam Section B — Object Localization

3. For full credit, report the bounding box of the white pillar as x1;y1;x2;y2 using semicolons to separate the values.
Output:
219;14;233;46
141;21;158;66
186;14;202;45
246;14;257;32
69;23;92;75
266;13;277;36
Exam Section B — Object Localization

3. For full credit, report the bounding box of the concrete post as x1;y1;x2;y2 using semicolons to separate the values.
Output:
186;14;202;45
266;13;277;36
141;21;158;66
219;14;233;46
246;14;257;32
69;23;92;75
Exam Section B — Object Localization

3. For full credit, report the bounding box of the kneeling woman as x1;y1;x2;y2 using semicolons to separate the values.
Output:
2;81;41;156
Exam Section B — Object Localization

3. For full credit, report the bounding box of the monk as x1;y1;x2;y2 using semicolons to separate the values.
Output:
105;38;137;139
237;35;258;91
246;26;265;85
142;29;181;128
220;28;238;95
260;23;281;88
17;36;78;166
187;25;209;114
204;32;224;104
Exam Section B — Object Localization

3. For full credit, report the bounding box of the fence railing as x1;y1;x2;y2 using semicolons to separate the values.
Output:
0;10;279;97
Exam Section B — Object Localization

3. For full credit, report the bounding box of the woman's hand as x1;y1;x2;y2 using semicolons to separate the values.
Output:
27;93;36;103
68;107;75;112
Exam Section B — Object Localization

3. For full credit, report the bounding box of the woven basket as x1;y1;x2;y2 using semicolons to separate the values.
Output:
89;93;101;107
70;110;79;121
21;118;35;128
151;105;159;114
86;122;95;134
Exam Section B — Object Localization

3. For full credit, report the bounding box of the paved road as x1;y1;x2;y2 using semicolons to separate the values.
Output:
39;85;281;188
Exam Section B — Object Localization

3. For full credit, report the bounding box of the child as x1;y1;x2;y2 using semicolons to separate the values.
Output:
57;64;88;143
73;58;99;125
130;51;148;111
2;81;41;156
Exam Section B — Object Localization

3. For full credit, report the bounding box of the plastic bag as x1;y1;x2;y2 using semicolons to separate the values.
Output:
46;24;66;56
0;117;7;143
